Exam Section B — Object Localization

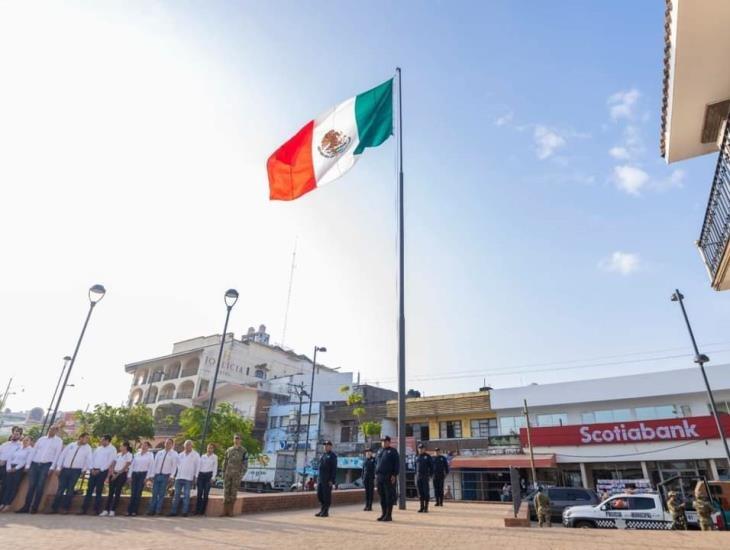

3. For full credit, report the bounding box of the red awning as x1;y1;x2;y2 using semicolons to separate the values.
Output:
450;454;556;469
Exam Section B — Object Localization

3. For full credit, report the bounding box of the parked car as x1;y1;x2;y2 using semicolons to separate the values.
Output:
563;492;722;530
524;487;600;521
336;477;364;490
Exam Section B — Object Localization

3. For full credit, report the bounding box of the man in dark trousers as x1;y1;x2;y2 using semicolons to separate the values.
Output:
375;435;399;522
432;447;449;506
315;440;337;517
415;443;433;513
361;448;376;511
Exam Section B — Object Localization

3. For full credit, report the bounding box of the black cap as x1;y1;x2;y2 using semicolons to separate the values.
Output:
434;447;441;452
381;435;391;441
365;448;373;453
417;443;425;449
324;440;333;446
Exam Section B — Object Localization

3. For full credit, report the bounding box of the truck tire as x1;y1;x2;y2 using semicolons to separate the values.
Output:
574;520;595;529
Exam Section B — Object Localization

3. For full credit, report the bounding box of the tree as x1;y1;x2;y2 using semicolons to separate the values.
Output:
178;402;260;461
360;421;381;446
75;404;155;445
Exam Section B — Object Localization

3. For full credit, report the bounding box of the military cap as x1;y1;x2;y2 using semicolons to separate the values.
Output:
324;440;333;446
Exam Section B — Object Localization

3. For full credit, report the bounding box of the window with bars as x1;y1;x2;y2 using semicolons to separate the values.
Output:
439;420;462;439
469;418;497;437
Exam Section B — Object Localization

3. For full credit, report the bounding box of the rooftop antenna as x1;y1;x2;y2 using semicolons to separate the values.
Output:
280;237;298;347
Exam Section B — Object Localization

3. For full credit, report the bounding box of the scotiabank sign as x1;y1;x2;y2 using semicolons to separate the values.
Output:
519;415;730;447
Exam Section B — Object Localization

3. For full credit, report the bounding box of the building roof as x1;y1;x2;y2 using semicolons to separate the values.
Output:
384;391;491;419
124;348;204;372
490;365;730;411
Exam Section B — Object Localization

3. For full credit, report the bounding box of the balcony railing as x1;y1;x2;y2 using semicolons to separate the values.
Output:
698;116;730;288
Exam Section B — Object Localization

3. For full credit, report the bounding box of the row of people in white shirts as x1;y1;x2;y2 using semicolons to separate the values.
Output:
1;432;218;481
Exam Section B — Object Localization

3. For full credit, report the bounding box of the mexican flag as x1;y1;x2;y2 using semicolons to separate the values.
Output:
267;79;393;201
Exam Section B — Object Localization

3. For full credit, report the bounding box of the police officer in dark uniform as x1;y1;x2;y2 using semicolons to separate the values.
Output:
315;441;338;517
432;447;449;506
415;443;433;513
362;448;376;511
375;435;399;522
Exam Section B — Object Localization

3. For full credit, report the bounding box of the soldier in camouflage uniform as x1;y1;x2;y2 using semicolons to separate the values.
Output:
666;491;687;530
693;482;713;531
534;486;551;527
222;434;247;517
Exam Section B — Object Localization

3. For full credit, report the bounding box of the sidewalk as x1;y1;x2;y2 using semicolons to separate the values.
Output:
1;502;726;549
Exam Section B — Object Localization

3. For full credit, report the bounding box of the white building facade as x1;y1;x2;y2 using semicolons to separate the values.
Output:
489;366;730;491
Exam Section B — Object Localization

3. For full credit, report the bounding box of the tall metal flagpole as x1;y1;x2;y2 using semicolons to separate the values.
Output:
395;67;407;510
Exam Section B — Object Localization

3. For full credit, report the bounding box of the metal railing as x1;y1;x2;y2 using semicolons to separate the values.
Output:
698;116;730;284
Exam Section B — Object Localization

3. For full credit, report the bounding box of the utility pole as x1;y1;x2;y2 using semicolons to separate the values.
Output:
523;399;537;489
289;382;307;486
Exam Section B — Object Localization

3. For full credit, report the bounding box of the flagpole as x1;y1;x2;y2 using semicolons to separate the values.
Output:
395;67;407;511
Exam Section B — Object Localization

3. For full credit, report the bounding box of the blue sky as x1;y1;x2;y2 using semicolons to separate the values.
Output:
2;1;728;410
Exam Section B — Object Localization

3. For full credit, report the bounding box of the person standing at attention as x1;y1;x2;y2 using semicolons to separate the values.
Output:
50;432;92;514
375;435;399;522
432;448;449;507
194;443;217;516
0;427;22;499
127;441;153;516
315;441;337;518
79;434;116;516
16;425;63;514
101;441;133;516
146;438;178;516
361;448;376;512
0;436;33;512
222;434;247;517
414;443;433;513
168;440;199;517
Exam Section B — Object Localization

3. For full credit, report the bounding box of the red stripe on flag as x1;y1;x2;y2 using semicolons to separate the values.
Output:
267;120;316;201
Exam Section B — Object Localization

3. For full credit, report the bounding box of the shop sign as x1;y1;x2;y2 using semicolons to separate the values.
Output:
519;415;730;447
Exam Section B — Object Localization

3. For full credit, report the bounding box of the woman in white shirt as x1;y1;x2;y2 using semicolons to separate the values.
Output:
195;443;219;516
127;441;153;516
101;442;133;517
0;436;33;511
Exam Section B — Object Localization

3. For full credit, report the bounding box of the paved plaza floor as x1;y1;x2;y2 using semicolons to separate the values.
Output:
1;502;726;549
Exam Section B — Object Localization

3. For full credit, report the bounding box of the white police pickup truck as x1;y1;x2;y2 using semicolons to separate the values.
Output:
562;493;702;530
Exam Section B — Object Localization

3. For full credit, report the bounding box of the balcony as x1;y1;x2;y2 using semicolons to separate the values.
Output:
698;117;730;290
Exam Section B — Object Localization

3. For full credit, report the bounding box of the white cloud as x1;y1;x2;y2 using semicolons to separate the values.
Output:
608;89;640;120
534;125;566;160
655;168;686;191
599;251;641;275
609;146;630;160
613;164;649;195
495;111;513;127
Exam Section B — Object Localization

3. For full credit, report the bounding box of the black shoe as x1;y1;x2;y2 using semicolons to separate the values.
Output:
182;513;188;517
321;512;329;517
30;509;37;514
377;516;385;521
15;508;29;514
383;515;392;522
166;512;177;517
49;509;58;514
315;511;322;517
145;511;155;516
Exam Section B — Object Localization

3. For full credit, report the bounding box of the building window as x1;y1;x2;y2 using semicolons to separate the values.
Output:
498;416;526;435
635;405;681;421
583;409;631;424
269;416;278;429
470;418;498;437
536;414;567;427
255;369;266;379
406;423;430;441
709;401;730;415
439;420;462;439
197;379;209;397
340;421;357;443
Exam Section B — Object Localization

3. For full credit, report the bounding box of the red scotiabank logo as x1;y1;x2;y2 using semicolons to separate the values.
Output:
519;415;730;447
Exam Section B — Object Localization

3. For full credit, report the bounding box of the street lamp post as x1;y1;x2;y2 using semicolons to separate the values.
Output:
301;345;326;490
41;356;71;434
200;288;239;451
671;289;730;470
290;382;307;486
47;284;106;433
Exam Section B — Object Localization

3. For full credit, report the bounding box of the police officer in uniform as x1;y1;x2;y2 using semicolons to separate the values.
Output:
414;443;432;513
666;490;687;530
315;441;338;517
362;448;376;511
432;448;449;507
375;435;399;522
222;434;247;517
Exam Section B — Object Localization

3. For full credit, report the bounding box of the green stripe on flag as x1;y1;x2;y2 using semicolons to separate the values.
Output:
353;78;393;155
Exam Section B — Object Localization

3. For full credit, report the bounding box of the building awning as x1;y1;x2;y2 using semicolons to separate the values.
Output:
450;454;556;469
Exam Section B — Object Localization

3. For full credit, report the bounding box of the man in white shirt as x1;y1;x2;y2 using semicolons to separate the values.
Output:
127;441;154;516
50;432;92;514
0;427;22;497
146;438;178;516
16;425;63;514
79;434;116;515
168;440;200;517
195;443;218;516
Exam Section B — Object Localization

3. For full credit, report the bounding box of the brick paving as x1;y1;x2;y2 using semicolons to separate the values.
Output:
1;502;726;549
